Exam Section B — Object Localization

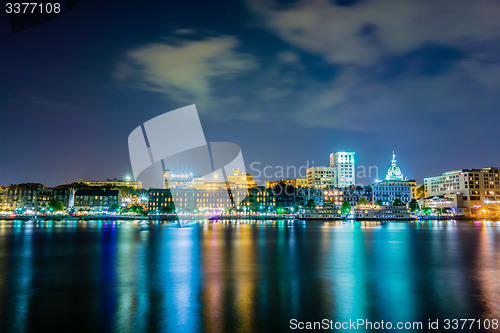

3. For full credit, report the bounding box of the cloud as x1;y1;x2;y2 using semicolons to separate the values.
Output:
276;50;300;65
117;36;258;104
116;0;500;137
248;0;500;66
236;0;500;134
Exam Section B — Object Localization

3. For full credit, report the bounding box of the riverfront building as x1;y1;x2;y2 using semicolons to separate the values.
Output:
79;179;142;189
373;153;416;205
164;168;256;190
424;167;500;216
72;189;121;211
3;183;46;211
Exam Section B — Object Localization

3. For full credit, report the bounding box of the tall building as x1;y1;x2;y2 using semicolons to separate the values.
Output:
424;167;500;216
307;167;337;189
373;152;415;205
330;152;355;187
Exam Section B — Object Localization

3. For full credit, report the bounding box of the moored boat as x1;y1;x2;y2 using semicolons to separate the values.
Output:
297;208;347;220
354;205;414;220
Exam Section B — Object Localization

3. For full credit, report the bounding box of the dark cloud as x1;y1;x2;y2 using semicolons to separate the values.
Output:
332;0;364;7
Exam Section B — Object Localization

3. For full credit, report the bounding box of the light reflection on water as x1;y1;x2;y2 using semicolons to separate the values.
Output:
0;220;499;332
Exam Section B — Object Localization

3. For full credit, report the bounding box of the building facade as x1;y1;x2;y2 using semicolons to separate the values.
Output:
4;183;46;211
330;152;356;187
79;179;142;189
372;153;415;206
72;189;121;211
307;167;337;189
373;181;413;205
424;167;500;216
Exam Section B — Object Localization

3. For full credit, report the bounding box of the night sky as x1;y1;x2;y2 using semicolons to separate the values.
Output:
1;0;500;187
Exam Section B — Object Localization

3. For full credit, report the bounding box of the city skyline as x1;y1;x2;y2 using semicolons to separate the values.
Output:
1;147;498;187
2;0;500;186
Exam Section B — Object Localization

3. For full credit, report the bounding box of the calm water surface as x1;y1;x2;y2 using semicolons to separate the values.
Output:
0;219;499;332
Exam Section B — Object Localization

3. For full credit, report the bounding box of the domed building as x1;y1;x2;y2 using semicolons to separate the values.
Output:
385;152;406;181
373;152;417;206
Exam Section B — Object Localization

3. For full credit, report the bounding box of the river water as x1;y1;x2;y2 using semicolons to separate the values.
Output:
0;219;499;332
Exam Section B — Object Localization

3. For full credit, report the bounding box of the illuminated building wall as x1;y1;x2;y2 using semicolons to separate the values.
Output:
164;169;256;191
373;181;412;206
372;152;415;206
330;152;356;187
296;178;308;188
424;167;500;215
307;167;337;189
4;183;46;210
79;179;142;189
72;189;121;211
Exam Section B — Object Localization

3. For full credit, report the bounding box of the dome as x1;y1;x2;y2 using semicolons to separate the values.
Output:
385;152;405;181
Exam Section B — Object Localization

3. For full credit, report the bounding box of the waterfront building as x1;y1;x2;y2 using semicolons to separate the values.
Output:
342;185;373;206
372;153;415;205
266;178;308;189
323;189;344;207
0;186;7;210
1;183;74;212
421;193;467;214
296;187;324;207
4;183;46;211
148;189;175;212
424;167;500;216
148;187;252;213
51;187;73;209
322;186;372;207
330;152;356;187
270;183;297;210
164;169;256;191
307;167;337;189
241;186;275;212
72;189;121;211
79;179;142;189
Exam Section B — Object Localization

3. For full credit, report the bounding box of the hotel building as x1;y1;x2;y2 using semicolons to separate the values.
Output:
424;167;500;216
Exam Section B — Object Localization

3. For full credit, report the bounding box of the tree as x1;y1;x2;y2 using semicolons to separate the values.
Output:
416;185;426;199
109;204;119;213
358;198;370;205
48;199;63;211
408;198;419;212
437;207;449;215
375;200;383;206
160;206;175;214
392;198;403;206
341;200;352;213
306;199;316;208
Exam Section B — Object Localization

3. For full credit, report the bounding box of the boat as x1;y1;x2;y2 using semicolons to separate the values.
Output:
354;205;415;220
297;208;346;220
